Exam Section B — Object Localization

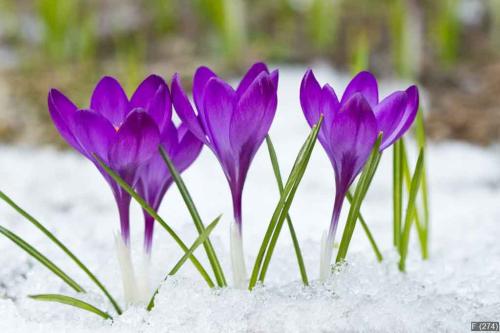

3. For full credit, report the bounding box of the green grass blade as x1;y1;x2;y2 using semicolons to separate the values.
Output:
336;135;382;263
265;135;309;286
147;215;221;311
29;294;112;320
249;118;322;290
346;191;383;262
94;155;215;288
400;140;428;259
0;191;122;314
398;149;425;272
255;119;322;286
393;139;403;249
248;131;314;289
159;146;226;287
415;109;430;257
0;224;84;293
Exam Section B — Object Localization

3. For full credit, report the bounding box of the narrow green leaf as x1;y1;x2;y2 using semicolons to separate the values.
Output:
29;294;112;320
159;146;226;287
336;135;382;263
147;215;221;311
399;149;425;272
265;135;309;285
94;155;215;288
415;109;431;256
393;139;403;249
250;117;322;288
0;224;84;293
249;120;322;290
0;191;122;314
401;140;428;259
346;191;383;262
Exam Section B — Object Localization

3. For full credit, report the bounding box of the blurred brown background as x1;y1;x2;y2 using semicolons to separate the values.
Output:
0;0;499;146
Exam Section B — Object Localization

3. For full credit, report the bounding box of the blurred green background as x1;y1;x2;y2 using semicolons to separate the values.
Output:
0;0;499;145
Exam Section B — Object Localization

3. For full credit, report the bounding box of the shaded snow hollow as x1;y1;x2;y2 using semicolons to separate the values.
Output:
0;66;499;332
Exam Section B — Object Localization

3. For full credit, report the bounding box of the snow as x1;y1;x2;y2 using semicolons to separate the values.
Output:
0;66;499;332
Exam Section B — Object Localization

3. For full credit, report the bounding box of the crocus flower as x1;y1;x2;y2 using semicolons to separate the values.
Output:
136;122;202;254
171;62;278;287
48;76;163;244
300;70;419;279
48;75;170;302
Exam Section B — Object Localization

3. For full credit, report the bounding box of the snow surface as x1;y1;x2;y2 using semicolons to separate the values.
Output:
0;66;499;332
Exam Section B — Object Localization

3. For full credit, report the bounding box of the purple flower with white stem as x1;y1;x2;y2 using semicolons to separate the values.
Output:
300;70;419;279
48;75;174;302
48;76;166;244
171;62;278;287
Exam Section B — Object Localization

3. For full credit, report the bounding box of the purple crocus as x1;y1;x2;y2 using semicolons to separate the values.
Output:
136;122;202;254
300;70;419;279
171;62;278;287
48;76;165;246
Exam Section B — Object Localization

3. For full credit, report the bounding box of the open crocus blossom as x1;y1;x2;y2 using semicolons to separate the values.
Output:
300;70;419;280
172;62;278;287
48;75;174;302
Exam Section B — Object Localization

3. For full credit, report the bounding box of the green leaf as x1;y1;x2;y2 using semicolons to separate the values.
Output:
0;191;122;314
249;116;322;289
147;215;222;311
159;146;226;287
94;155;215;288
29;294;112;320
336;134;383;263
0;224;84;293
346;191;383;262
265;135;309;285
393;139;403;249
399;149;425;272
400;139;428;259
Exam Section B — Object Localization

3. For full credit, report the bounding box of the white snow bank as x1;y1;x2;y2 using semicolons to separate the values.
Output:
0;66;499;332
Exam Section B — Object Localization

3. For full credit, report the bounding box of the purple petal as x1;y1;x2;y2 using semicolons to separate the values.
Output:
171;73;207;143
235;62;269;96
90;76;129;128
320;84;340;140
130;75;172;131
329;94;378;191
72;110;116;162
108;110;160;177
230;72;277;156
193;66;217;113
129;75;166;110
390;85;419;147
136;123;177;210
340;71;379;108
160;120;179;155
300;69;323;128
373;91;408;149
203;77;236;158
173;123;203;173
48;89;83;153
147;85;172;133
270;70;279;90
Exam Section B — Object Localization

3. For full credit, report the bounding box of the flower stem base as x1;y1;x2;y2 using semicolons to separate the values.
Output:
115;234;139;305
230;222;247;288
319;230;334;281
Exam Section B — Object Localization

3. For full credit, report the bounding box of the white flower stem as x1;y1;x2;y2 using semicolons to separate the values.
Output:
230;222;247;288
115;234;138;304
136;252;152;303
319;230;334;281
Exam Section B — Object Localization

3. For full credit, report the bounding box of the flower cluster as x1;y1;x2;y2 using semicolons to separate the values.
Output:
42;62;420;308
